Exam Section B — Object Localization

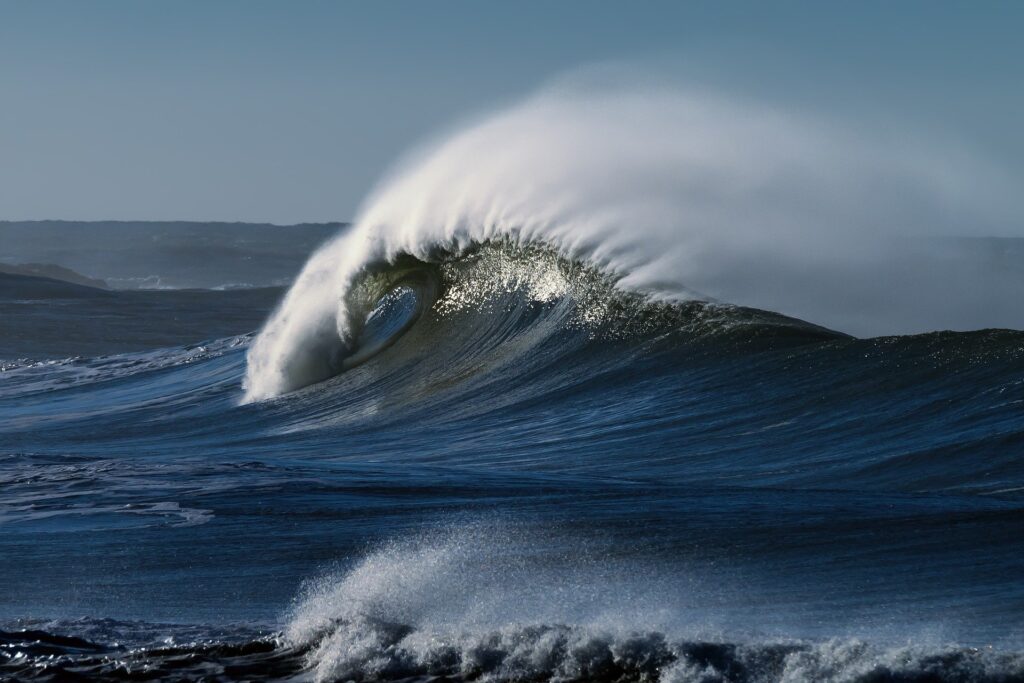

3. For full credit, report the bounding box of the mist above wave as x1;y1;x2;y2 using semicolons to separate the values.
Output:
245;79;1020;401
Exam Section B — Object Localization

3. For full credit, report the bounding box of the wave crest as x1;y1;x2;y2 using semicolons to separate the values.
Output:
244;81;1015;401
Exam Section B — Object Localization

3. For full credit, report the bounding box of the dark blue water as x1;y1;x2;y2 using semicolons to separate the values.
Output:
1;244;1023;682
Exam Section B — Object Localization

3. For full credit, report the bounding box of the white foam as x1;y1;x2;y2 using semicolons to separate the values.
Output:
284;522;1024;683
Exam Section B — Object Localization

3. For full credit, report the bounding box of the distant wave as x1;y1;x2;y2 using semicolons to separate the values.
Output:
244;82;1020;401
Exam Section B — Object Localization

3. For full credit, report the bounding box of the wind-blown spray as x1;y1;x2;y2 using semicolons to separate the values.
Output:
244;83;1017;401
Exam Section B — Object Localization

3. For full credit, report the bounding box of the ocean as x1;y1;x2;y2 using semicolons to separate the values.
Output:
1;234;1023;681
2;88;1024;683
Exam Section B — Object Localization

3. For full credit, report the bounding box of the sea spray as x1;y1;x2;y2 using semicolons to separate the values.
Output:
244;81;1018;401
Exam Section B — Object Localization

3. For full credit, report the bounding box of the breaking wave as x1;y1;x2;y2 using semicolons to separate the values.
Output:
8;524;1023;682
244;81;1020;401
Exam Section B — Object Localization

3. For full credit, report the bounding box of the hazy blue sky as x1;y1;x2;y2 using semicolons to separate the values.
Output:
1;1;1021;223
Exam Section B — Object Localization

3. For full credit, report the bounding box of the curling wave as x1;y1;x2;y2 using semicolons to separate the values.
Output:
244;82;1020;401
245;240;842;402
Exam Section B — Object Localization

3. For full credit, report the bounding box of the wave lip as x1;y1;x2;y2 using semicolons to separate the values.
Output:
242;236;843;403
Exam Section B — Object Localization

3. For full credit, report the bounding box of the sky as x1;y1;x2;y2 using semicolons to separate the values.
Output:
0;0;1021;224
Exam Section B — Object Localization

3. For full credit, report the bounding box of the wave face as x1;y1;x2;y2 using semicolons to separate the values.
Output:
244;84;1021;401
